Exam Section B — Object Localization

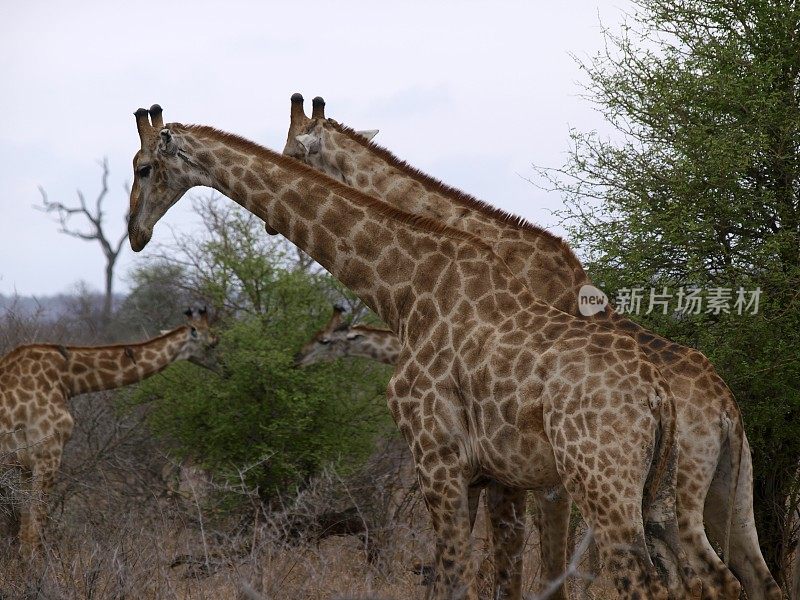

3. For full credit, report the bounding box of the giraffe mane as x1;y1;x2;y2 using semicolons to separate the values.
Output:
327;119;583;264
182;124;496;253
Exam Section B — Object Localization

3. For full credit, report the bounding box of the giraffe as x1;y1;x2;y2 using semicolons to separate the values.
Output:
128;105;701;599
0;308;218;558
282;94;778;600
293;305;400;367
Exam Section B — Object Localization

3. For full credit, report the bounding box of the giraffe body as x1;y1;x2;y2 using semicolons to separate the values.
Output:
0;309;217;557
283;95;777;599
128;108;699;599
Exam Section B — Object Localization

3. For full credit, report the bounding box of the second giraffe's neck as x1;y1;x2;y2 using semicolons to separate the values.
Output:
66;327;188;395
346;327;401;365
180;125;510;337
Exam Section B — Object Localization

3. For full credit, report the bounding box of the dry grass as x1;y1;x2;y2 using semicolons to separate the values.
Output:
0;400;617;600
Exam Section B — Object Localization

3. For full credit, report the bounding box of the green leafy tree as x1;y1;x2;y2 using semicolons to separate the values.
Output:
543;0;800;579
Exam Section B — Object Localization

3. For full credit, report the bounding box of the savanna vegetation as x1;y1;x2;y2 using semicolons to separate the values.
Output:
4;0;800;597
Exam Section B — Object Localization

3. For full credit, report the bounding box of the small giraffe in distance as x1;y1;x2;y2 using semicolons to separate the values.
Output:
293;305;400;368
0;308;218;558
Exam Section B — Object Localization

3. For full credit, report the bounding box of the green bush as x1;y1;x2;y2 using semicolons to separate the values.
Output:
124;199;394;500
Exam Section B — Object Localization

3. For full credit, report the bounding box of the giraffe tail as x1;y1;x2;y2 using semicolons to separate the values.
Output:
643;383;678;512
721;408;745;565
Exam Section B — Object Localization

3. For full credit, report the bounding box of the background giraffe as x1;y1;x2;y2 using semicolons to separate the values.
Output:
0;308;218;558
282;93;776;599
127;106;698;599
293;306;400;367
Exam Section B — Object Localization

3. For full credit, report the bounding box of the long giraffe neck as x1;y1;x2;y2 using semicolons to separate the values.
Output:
317;122;692;356
65;327;189;395
320;121;593;316
177;125;526;339
343;326;401;365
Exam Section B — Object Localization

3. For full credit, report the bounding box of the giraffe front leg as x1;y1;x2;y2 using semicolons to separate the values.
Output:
419;465;477;600
19;451;61;562
530;486;570;600
17;467;38;561
485;481;527;600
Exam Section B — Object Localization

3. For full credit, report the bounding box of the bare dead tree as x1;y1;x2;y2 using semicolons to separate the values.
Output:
36;158;128;325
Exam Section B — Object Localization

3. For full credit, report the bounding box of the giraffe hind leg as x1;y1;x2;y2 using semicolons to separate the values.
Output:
704;434;782;600
644;439;705;599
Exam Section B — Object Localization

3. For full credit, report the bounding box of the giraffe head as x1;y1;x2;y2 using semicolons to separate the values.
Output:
292;305;353;367
282;93;378;182
178;307;220;372
129;104;213;251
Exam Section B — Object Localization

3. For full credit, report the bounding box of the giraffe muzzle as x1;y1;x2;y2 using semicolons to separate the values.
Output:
128;223;152;252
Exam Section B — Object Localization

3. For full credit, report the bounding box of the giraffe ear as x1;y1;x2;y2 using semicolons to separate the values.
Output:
295;133;320;156
356;129;379;142
159;128;179;156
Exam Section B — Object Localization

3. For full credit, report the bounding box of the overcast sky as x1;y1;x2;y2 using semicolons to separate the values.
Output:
0;0;629;298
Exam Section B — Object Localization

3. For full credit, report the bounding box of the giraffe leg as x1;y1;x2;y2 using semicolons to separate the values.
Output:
530;487;570;600
485;481;527;600
555;481;669;598
705;435;781;600
17;467;38;561
419;467;477;600
581;507;668;600
546;411;670;598
19;450;61;562
644;439;705;599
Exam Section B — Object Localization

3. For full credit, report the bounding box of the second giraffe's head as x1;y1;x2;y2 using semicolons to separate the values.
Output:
282;93;378;183
129;104;214;252
178;307;220;372
293;305;360;368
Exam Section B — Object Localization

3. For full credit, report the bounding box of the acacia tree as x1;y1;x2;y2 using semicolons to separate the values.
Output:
38;158;128;325
544;0;800;581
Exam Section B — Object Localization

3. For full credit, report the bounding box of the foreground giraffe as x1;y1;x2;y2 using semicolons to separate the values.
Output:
0;308;218;558
128;105;700;599
282;94;777;599
293;306;400;367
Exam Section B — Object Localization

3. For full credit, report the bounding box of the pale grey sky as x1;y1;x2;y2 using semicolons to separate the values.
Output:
0;0;628;297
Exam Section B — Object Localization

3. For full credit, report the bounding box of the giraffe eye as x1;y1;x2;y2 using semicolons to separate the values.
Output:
319;337;331;345
137;165;152;178
190;327;198;338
